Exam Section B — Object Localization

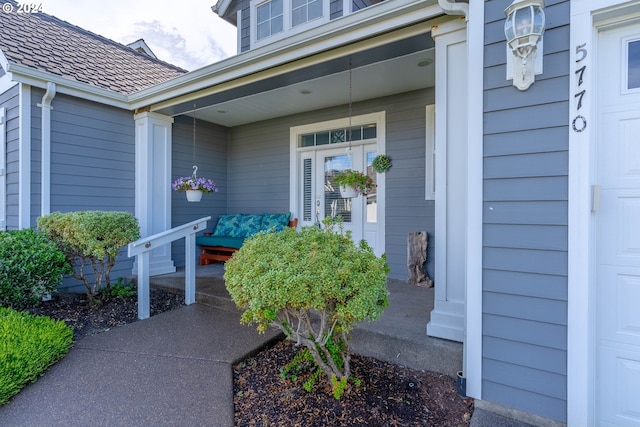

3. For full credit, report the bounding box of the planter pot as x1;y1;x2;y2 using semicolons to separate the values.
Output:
339;185;358;198
185;190;203;202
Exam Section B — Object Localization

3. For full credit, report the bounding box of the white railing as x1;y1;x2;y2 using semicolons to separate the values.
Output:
128;216;211;319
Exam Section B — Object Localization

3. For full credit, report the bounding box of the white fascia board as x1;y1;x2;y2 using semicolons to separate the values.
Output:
0;72;17;95
0;51;18;95
213;0;234;17
128;0;443;110
0;49;9;72
5;62;130;110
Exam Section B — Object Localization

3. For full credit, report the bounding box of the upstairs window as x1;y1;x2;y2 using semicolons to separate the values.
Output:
257;0;284;41
251;0;328;48
292;0;322;27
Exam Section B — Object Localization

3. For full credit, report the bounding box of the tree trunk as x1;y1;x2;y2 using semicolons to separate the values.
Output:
407;231;433;287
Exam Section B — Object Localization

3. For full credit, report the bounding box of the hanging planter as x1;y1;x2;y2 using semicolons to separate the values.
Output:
172;173;218;203
371;154;392;173
185;190;203;202
333;169;376;198
339;185;358;199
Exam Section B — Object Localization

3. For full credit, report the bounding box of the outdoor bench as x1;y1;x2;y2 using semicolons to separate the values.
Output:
196;213;298;264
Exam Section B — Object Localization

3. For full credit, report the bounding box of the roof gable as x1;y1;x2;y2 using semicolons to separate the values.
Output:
0;1;187;95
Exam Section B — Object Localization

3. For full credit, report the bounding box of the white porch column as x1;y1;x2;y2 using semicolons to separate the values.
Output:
427;18;468;343
133;111;176;276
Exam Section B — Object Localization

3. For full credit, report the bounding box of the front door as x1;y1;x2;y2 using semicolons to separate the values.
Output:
595;21;640;426
301;144;378;253
292;113;385;256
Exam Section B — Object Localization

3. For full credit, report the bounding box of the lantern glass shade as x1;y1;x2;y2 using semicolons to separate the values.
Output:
504;0;545;91
504;0;545;57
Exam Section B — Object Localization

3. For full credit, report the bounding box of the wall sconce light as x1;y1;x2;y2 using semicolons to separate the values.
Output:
504;0;545;91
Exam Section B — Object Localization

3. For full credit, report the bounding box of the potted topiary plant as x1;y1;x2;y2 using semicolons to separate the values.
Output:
371;154;392;173
333;169;376;198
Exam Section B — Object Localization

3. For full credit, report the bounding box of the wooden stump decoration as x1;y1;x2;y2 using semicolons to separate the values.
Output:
407;231;433;288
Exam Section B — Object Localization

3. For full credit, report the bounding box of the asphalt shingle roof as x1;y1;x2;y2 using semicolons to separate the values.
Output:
0;1;187;95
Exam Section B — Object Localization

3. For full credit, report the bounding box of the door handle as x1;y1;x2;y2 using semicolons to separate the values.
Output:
592;185;601;212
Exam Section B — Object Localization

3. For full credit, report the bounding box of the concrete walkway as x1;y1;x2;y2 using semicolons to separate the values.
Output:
0;264;534;426
0;304;280;427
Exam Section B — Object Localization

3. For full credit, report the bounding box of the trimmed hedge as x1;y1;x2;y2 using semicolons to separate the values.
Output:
0;307;73;405
38;211;140;299
0;228;71;310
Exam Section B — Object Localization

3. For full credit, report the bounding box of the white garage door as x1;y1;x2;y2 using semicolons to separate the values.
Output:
596;20;640;427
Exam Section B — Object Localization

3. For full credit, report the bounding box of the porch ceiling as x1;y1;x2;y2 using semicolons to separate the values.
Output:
154;33;435;127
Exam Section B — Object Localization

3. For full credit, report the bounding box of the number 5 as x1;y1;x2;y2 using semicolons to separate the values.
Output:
576;43;587;62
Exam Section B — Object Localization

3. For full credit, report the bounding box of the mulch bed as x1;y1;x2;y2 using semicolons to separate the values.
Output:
26;288;185;340
233;339;474;427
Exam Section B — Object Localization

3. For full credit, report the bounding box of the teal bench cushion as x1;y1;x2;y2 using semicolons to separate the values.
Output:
261;212;291;232
213;214;244;237
195;235;245;249
237;214;263;238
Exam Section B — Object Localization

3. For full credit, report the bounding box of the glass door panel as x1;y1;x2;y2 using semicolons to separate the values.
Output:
365;151;377;223
324;154;352;222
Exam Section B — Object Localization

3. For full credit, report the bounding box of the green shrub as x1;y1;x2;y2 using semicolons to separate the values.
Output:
38;211;140;301
103;277;136;299
0;228;72;310
0;307;73;404
224;219;389;396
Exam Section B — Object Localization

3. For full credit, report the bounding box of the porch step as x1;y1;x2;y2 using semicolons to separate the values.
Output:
150;276;238;313
350;328;462;376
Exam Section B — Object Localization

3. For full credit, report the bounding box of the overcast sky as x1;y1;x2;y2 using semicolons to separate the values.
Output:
40;0;238;71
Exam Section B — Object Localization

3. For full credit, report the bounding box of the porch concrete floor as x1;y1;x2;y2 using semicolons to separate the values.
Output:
149;263;463;377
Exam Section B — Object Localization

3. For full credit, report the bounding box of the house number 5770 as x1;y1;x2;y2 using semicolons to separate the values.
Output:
573;43;587;133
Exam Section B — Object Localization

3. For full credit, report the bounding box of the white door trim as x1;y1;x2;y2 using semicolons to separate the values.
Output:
465;0;484;400
569;2;640;425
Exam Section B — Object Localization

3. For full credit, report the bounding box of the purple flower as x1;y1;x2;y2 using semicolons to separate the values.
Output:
172;176;219;194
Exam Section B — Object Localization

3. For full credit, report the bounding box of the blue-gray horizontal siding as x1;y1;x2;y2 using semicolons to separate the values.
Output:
45;91;136;292
0;84;19;229
226;88;435;280
240;0;250;53
30;90;42;226
171;116;228;267
330;0;342;19
481;0;569;423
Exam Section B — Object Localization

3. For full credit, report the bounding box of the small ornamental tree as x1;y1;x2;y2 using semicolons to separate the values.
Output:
224;219;389;396
37;211;140;301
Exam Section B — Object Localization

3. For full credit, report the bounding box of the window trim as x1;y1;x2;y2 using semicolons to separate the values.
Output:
250;0;330;49
622;36;640;94
256;0;284;42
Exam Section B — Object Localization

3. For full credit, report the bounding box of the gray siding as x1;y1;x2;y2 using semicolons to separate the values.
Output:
240;0;250;53
171;116;228;267
226;88;435;280
45;92;136;291
0;84;19;229
482;0;569;422
30;90;41;226
330;0;343;20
